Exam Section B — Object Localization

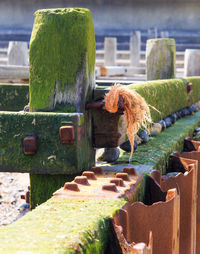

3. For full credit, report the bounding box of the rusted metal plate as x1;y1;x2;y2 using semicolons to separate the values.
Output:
112;188;180;254
53;167;142;201
161;157;198;254
177;151;200;254
184;137;200;152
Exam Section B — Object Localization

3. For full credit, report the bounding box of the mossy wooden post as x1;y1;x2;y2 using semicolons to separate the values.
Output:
29;8;96;209
146;38;176;81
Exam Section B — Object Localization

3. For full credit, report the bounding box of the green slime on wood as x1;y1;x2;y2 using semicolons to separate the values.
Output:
0;198;127;253
29;8;96;112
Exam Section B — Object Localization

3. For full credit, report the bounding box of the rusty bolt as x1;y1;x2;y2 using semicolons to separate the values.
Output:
60;125;75;144
74;176;90;185
110;178;125;187
123;167;136;176
64;182;80;192
90;166;104;175
116;173;130;181
102;183;118;192
82;171;97;180
23;135;37;155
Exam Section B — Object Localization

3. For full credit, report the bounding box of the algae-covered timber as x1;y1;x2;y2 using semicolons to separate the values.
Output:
95;78;196;123
29;7;96;208
0;83;29;111
29;8;96;113
118;110;200;174
0;197;127;254
1;111;200;252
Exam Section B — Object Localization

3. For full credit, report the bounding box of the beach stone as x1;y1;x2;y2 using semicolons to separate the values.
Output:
150;123;162;136
138;130;149;143
164;117;172;128
194;101;200;110
120;139;138;153
170;113;178;124
193;127;200;137
159;120;166;131
183;108;191;116
189;104;198;113
99;148;120;162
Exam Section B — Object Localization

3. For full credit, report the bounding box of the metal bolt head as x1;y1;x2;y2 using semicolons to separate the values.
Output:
64;182;80;192
23;135;37;155
74;176;89;185
60;125;75;144
82;171;97;180
102;184;118;192
116;173;130;181
110;178;125;187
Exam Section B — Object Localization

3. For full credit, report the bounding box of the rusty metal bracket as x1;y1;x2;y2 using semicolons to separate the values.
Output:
53;166;141;202
184;136;200;152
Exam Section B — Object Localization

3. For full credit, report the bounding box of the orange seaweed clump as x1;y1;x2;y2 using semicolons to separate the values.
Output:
104;84;152;160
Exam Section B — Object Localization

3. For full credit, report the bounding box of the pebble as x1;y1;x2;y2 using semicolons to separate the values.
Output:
169;113;178;124
164;117;172;128
189;104;198;113
150;123;162;136
194;101;200;110
120;139;138;153
194;127;200;134
0;172;30;228
99;147;120;162
159;120;166;131
138;130;149;143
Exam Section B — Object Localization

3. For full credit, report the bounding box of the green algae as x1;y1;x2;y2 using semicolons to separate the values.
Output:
127;79;188;122
118;111;200;174
0;112;90;174
0;83;29;111
0;197;126;253
29;8;96;112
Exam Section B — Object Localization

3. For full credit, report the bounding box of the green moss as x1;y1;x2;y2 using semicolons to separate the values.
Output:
30;173;76;209
0;83;29;111
0;112;93;174
0;197;126;253
186;77;200;105
118;111;200;174
127;79;188;122
29;8;96;112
